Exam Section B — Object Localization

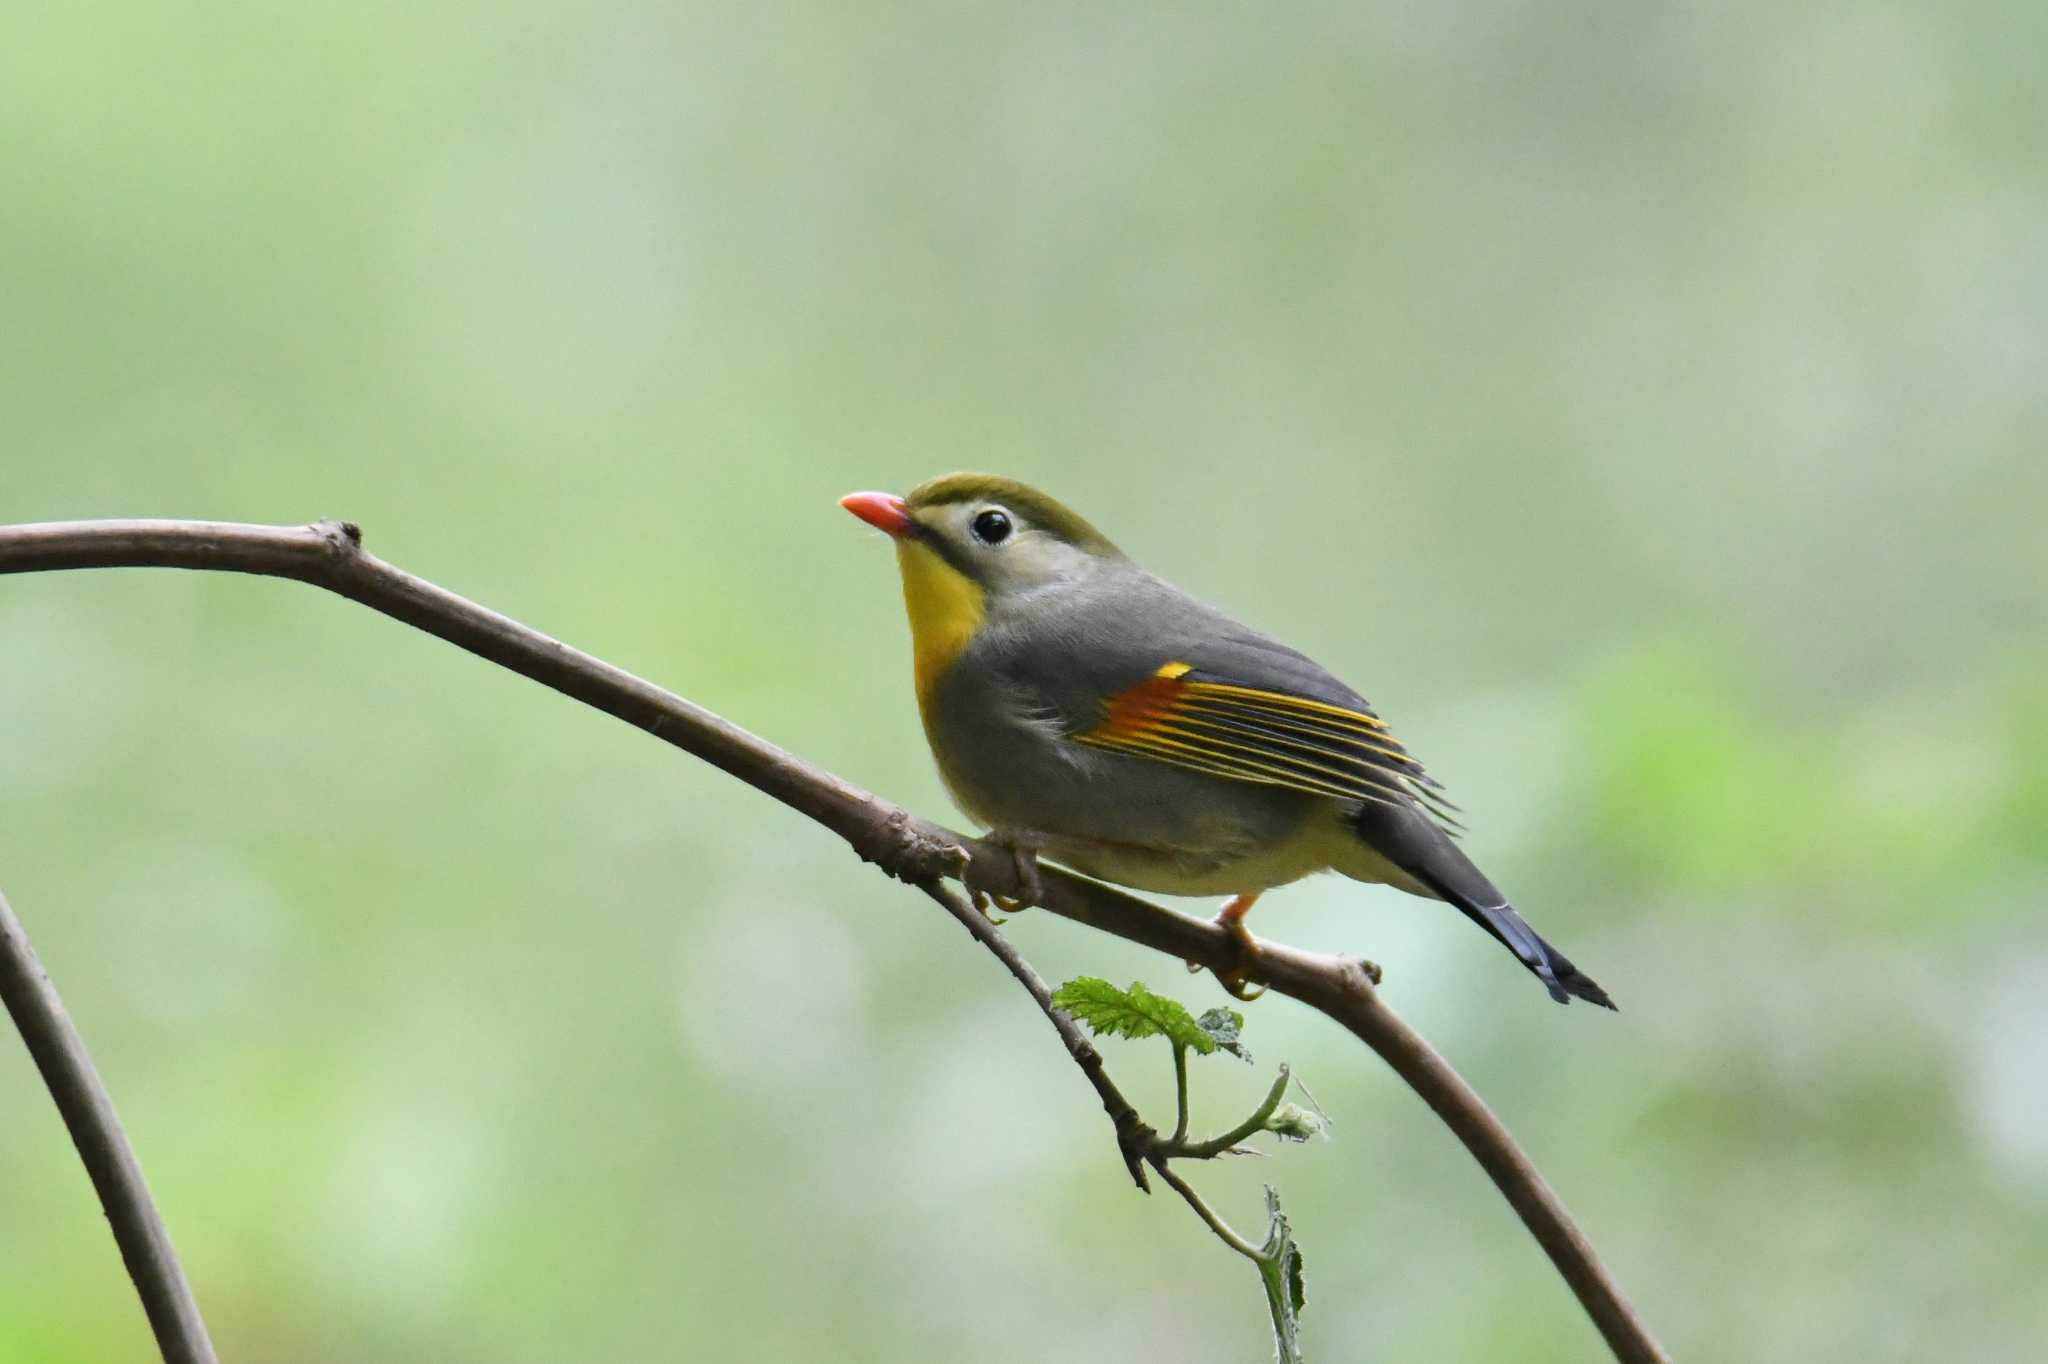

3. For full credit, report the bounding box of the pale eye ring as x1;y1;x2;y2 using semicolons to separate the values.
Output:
969;509;1013;544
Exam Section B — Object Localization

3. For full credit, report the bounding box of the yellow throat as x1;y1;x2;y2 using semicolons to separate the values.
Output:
894;538;985;711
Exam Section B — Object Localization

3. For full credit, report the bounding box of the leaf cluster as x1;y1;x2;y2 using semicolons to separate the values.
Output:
1050;977;1250;1060
1050;975;1321;1362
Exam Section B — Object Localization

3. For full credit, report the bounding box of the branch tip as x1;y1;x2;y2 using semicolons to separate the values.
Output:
313;519;363;552
1113;1108;1158;1192
1342;958;1383;992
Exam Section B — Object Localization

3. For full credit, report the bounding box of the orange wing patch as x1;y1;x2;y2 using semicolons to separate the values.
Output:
1076;662;1462;828
1090;660;1196;742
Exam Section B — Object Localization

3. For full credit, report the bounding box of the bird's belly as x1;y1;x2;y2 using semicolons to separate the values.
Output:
1042;819;1338;897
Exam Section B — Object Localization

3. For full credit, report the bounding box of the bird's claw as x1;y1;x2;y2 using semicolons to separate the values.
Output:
970;830;1047;912
1213;956;1267;1001
1186;901;1267;1001
965;886;1008;925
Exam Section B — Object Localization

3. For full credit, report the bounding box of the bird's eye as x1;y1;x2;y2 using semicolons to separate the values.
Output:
970;509;1012;545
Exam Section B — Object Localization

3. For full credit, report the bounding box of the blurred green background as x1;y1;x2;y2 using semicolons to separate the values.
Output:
3;2;2044;1360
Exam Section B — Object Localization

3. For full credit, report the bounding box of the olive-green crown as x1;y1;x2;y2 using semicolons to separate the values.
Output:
905;473;1124;557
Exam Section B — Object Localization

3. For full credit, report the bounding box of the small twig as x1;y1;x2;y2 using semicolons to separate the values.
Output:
1158;1063;1293;1160
1149;1159;1266;1262
924;878;1309;1364
911;880;1154;1190
0;518;1669;1364
1169;1043;1191;1147
0;889;219;1364
923;883;1313;1364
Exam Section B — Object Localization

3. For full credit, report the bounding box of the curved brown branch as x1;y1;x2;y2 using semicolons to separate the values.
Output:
911;879;1156;1190
0;518;1669;1364
0;889;220;1364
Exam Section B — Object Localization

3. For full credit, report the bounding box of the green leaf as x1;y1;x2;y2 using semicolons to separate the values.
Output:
1196;1006;1252;1063
1050;978;1216;1054
1257;1185;1308;1362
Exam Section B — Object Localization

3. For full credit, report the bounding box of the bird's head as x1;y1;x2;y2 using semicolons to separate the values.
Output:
840;473;1124;702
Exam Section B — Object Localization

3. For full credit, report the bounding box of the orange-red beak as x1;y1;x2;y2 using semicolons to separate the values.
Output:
839;490;915;538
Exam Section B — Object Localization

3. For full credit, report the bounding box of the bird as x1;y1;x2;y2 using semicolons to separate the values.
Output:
839;473;1612;1009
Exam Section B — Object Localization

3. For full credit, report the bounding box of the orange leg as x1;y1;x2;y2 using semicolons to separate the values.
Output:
1186;892;1266;1001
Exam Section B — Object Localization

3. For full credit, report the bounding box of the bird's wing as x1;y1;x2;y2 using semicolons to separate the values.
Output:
1070;655;1463;832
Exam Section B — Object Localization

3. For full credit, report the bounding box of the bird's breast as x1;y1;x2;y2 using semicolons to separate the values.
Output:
893;539;986;714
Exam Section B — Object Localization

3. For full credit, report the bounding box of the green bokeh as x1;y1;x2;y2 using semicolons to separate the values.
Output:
4;3;2044;1360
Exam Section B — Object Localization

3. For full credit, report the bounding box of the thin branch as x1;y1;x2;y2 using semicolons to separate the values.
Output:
1149;1159;1266;1262
1169;1043;1190;1147
0;889;219;1364
0;518;1669;1364
922;871;1313;1364
910;879;1154;1191
1159;1063;1293;1161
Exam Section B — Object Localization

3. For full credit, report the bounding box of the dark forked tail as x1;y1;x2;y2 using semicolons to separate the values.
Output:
1352;802;1616;1009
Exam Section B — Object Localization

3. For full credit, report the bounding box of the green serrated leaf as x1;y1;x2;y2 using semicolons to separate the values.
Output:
1196;1006;1253;1063
1257;1185;1307;1362
1050;977;1215;1054
1264;1103;1328;1143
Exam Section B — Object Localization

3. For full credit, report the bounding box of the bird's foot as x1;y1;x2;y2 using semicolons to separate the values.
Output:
967;829;1048;921
1185;893;1266;1001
